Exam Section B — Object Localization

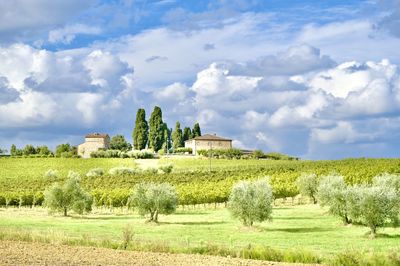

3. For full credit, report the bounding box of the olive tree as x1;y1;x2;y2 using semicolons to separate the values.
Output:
228;179;273;227
348;185;400;237
44;171;93;216
128;182;178;222
317;174;353;224
296;173;319;204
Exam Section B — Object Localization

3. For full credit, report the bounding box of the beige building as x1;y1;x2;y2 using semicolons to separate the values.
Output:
78;133;110;158
185;134;232;155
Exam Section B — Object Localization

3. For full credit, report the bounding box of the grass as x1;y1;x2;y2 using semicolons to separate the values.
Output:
0;204;399;263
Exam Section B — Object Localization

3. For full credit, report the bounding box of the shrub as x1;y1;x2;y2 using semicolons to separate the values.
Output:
296;173;318;204
128;182;178;222
372;173;400;194
228;179;273;226
44;171;93;216
317;174;353;224
126;149;155;159
43;169;59;181
86;168;104;178
108;167;137;176
174;147;193;154
158;163;173;174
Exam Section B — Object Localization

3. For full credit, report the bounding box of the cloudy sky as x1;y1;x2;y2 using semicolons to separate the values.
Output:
1;0;400;159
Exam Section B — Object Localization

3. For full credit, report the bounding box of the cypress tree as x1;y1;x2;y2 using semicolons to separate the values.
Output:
172;121;184;149
148;106;164;151
10;144;17;156
133;108;148;150
183;127;192;141
193;123;202;137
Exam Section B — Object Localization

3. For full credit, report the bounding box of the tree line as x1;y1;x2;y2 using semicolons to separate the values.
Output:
132;106;201;152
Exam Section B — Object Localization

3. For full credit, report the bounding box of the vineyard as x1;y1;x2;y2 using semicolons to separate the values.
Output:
1;157;400;208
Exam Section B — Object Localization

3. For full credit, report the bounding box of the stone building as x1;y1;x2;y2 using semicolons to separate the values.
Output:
184;134;232;155
78;133;110;158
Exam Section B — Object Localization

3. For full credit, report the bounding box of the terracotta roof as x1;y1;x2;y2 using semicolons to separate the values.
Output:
187;134;232;141
85;133;109;139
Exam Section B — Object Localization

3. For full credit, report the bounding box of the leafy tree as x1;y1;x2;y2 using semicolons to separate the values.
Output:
161;123;172;153
348;185;400;237
317;175;352;224
372;173;400;194
110;135;132;151
172;121;184;149
55;143;71;157
10;144;17;156
37;145;52;155
44;171;93;216
132;108;148;150
128;182;178;222
0;147;7;155
183;127;192;141
296;173;319;204
228;179;273;226
192;122;201;137
23;144;36;155
148;106;164;151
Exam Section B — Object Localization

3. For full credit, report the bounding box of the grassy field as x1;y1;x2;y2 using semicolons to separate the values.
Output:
0;205;399;261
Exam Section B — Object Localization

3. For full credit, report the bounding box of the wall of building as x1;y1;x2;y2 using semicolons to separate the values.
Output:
185;139;232;155
78;137;110;158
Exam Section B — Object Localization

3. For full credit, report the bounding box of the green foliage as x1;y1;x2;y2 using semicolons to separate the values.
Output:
264;152;298;160
86;168;104;178
172;121;184;149
296;173;319;204
128;182;178;222
126;149;155;159
10;144;17;156
44;171;93;216
159;163;174;174
183;127;192;141
23;144;36;156
251;149;265;159
148;106;164;152
348;185;400;236
317;174;352;224
132;108;148;150
108;167;137;176
173;147;192;154
36;146;52;155
192;123;201;137
43;169;59;181
198;148;243;159
228;179;273;226
110;135;132;151
55;143;77;158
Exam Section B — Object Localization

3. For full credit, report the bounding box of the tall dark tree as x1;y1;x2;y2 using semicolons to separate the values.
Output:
148;106;164;152
192;123;202;138
10;144;17;156
23;144;36;155
183;127;192;141
110;135;132;151
133;108;148;150
172;121;184;149
162;123;172;153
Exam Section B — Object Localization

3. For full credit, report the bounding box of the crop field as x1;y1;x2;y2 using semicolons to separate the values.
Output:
1;157;400;208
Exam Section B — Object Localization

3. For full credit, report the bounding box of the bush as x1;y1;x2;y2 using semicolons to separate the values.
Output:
128;182;178;222
158;163;173;174
317;174;352;224
228;179;273;226
296;173;318;204
44;171;93;216
126;149;155;159
108;167;137;176
86;168;104;178
174;147;193;154
198;148;243;159
43;169;59;181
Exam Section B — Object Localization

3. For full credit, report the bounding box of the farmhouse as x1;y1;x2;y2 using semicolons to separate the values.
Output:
185;134;232;155
78;133;110;158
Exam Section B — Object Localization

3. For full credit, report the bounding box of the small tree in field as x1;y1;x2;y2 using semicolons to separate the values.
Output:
128;182;178;222
317;174;353;224
348;185;400;237
296;173;319;204
44;171;93;216
228;179;273;227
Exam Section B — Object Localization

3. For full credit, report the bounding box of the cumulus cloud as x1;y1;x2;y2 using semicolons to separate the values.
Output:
0;77;20;104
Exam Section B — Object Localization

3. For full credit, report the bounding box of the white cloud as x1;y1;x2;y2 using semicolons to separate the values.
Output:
48;24;102;44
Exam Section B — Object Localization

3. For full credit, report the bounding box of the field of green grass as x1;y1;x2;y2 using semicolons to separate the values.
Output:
0;204;399;264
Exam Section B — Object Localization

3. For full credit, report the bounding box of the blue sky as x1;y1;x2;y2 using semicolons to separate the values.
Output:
1;0;400;159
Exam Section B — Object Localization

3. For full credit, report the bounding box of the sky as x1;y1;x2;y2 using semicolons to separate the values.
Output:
1;0;400;159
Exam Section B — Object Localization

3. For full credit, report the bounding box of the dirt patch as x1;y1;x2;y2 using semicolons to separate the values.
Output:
0;240;304;266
